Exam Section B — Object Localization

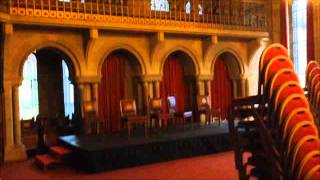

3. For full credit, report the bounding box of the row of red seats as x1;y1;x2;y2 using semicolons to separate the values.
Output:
259;44;319;180
306;61;320;127
230;43;319;179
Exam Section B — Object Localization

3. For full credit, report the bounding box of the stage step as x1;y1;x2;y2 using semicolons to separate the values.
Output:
49;146;72;161
34;154;60;170
34;146;73;171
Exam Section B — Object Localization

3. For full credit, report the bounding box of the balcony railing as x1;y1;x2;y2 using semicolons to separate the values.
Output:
1;0;270;32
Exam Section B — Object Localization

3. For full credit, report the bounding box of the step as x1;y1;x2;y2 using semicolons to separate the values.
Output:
34;154;60;170
49;146;72;160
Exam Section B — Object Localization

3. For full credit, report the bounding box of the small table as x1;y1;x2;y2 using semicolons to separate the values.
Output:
127;116;148;137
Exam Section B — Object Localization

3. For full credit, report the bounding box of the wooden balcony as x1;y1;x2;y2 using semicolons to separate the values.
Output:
0;0;270;37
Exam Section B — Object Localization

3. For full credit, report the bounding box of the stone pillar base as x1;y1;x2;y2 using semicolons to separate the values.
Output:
4;144;27;162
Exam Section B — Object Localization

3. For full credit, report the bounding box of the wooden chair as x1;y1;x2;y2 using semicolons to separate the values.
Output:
21;117;38;151
197;95;212;125
148;97;163;128
83;102;101;135
167;96;193;129
120;99;148;137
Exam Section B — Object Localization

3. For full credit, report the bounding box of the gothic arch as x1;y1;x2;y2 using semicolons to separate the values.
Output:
205;45;245;80
98;44;147;77
159;46;200;76
18;41;81;81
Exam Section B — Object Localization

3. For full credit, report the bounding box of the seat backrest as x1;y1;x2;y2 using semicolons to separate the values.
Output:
167;96;177;114
310;74;320;93
291;138;320;174
120;99;137;117
197;95;210;111
282;108;314;139
297;151;320;180
286;121;318;155
306;61;319;76
273;81;303;111
307;67;320;87
149;98;162;114
267;68;299;99
259;43;288;73
21;117;35;134
258;43;288;95
263;56;293;87
277;93;310;128
305;165;320;180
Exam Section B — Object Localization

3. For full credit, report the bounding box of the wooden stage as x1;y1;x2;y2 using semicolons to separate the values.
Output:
58;122;232;173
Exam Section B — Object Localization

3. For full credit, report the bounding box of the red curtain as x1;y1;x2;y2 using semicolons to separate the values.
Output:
160;55;190;114
211;58;232;120
280;0;289;48
98;53;125;132
307;0;315;61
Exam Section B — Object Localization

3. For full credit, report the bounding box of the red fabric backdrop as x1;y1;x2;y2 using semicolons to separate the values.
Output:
98;53;125;132
160;55;190;114
307;0;315;61
211;58;232;120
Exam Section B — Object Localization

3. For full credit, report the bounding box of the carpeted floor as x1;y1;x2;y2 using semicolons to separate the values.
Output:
1;151;239;180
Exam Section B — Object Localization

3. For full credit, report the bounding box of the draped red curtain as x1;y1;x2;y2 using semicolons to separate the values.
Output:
98;53;125;132
307;0;315;61
280;0;289;48
211;58;232;120
160;55;189;114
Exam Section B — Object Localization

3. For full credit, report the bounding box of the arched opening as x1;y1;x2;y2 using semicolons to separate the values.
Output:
211;52;240;120
19;47;78;147
160;51;197;123
98;49;143;132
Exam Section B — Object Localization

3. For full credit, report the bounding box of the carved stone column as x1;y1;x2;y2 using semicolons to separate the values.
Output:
92;83;99;114
4;82;27;161
206;80;212;105
143;81;149;113
13;85;22;146
154;81;160;98
4;85;14;156
232;80;238;98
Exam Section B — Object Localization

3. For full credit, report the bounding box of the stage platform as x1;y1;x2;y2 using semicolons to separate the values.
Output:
58;122;232;173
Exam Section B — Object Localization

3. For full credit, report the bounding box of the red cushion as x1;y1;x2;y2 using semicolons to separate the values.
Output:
260;45;288;72
50;146;72;156
267;69;299;99
35;154;58;166
299;156;320;179
294;140;320;169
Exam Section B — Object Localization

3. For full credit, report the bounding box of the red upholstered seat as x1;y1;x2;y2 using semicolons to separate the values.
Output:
297;151;320;180
290;138;320;175
307;67;320;88
262;56;293;87
310;81;320;106
281;108;315;140
272;81;304;112
258;43;288;96
306;61;319;77
259;43;288;73
285;121;318;156
266;69;299;100
310;74;320;93
277;94;309;129
305;166;320;180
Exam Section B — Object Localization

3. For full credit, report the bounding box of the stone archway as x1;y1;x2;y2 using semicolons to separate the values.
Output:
98;49;144;132
160;50;197;119
19;47;80;148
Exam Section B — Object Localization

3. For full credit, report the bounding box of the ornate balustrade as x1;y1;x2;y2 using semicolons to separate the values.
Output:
0;0;270;33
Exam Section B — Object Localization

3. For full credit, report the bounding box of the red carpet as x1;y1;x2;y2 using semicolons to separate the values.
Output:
1;151;238;180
